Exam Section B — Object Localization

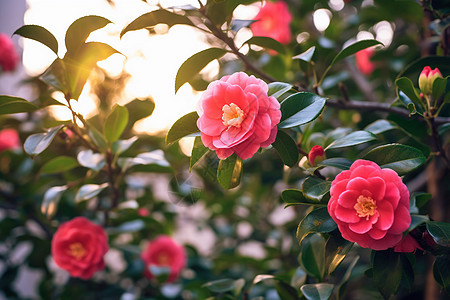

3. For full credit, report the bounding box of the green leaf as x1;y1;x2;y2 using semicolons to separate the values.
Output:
319;39;383;85
88;126;108;150
14;24;58;56
433;255;450;294
278;92;327;128
190;136;209;170
41;186;67;219
426;221;450;247
40;58;67;92
325;233;353;275
217;154;242;189
203;278;245;294
337;256;359;299
268;82;293;99
363;143;426;175
300;234;326;281
104;105;129;143
40;156;79;174
166;111;199;145
76;183;108;202
296;207;337;245
317;158;352;170
112;136;138;155
397;55;450;79
302;177;331;201
244;36;286;54
409;192;432;214
364;119;397;135
0;96;38;115
272;130;299;167
409;215;429;231
395;78;424;115
118;150;170;172
24;125;64;156
372;250;403;299
292;46;316;62
77;149;106;171
125;98;155;128
175;48;227;93
301;283;334;300
281;189;324;207
325;131;376;150
275;280;299;300
291;267;307;289
120;9;195;38
397;90;421;116
432;76;448;100
65;15;112;53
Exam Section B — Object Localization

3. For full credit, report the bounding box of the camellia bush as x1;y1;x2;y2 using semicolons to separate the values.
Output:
1;0;450;299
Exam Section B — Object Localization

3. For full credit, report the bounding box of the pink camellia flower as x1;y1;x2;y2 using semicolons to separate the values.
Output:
394;234;423;253
0;33;19;72
418;66;442;95
51;217;109;279
328;159;411;250
141;235;186;282
250;1;292;45
355;48;375;76
0;128;21;153
308;145;325;166
197;72;281;160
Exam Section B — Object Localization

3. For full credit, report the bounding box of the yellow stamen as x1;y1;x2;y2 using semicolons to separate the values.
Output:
67;242;87;260
222;103;245;128
354;195;377;220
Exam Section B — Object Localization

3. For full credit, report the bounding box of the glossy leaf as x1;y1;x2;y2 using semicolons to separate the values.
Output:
104;105;129;143
65;15;112;53
268;82;293;99
372;250;403;299
272;130;299;167
317;158;352;170
41;186;67;219
24;125;64;156
300;234;326;281
112;136;138;155
281;189;324;208
120;9;195;38
231;19;256;32
432;76;447;100
291;267;307;289
166;111;199;145
409;192;432;214
40;58;67;92
292;46;315;62
76;183;109;202
433;255;450;294
325;130;376;150
190;136;209;170
278;92;327;128
296;207;337;245
363;143;426;175
244;36;286;54
125;98;155;128
217;154;242;189
426;221;450;247
337;256;360;299
14;25;58;56
0;96;38;115
88;126;108;150
203;278;245;294
325;233;353;275
301;283;334;300
118;150;170;172
77;150;106;172
175;48;227;93
40;156;79;174
409;215;429;231
395;77;423;108
364;119;397;135
302;177;331;201
275;280;299;300
397;90;421;115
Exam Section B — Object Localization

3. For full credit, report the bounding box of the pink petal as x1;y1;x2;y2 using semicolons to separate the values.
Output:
367;233;403;251
233;137;261;160
347;177;371;193
368;227;387;240
349;219;373;234
350;159;380;172
260;126;278;148
337;190;360;208
251;113;272;142
244;84;269;111
197;116;226;136
367;177;386;201
216;148;234;160
350;165;380;179
383;183;400;209
380;168;402;186
225;84;251;111
374;201;394;230
335;206;360;223
330;179;349;197
389;204;411;234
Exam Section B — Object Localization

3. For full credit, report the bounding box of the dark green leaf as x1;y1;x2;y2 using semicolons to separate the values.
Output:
300;234;326;281
76;183;108;202
272;130;299;167
175;48;227;93
104;105;129;143
301;283;334;300
291;267;307;289
409;215;429;231
14;25;58;56
0;95;38;115
302;177;331;201
409;192;432;214
279;92;327;128
166;111;199;144
364;119;397;135
292;46;316;62
268;82;293;99
397;55;450;79
372;250;403;299
88;126;108;150
317;158;352;170
24;125;64;156
426;221;450;247
190;136;209;170
281;189;324;207
296;207;337;244
432;76;447;100
275;280;299;300
325;233;353;275
433;255;450;294
120;9;195;37
363;143;426;175
397;90;421;115
40;156;79;174
217;154;242;189
77;149;106;171
40;58;67;92
337;256;359;299
245;36;286;54
395;77;422;107
125;98;155;127
41;186;67;219
65;15;112;53
325;131;376;150
203;278;245;294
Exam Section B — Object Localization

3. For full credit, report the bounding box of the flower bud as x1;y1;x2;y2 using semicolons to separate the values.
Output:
308;145;325;166
418;66;442;95
0;33;19;72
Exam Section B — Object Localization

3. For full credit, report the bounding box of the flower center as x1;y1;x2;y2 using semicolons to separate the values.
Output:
354;195;377;220
156;252;170;266
222;103;245;128
67;242;87;260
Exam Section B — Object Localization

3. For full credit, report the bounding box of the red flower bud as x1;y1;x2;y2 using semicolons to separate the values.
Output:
419;66;442;95
355;48;375;76
308;145;325;166
0;33;19;72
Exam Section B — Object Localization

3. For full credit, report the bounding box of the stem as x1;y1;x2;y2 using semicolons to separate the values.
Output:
105;150;121;210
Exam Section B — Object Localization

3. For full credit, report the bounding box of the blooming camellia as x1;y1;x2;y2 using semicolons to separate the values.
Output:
0;128;21;153
141;235;186;282
197;72;281;160
328;160;411;250
418;66;442;95
355;48;375;76
51;217;109;279
0;33;19;72
250;1;292;45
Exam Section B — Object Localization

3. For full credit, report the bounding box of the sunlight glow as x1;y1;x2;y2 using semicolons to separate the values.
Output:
313;9;332;32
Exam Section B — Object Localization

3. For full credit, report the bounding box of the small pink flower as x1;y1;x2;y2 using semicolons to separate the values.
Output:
0;33;19;72
197;72;281;160
394;234;423;253
250;1;292;45
418;66;442;95
355;48;375;76
328;159;411;250
138;208;149;217
141;235;186;282
308;145;325;166
0;129;21;153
